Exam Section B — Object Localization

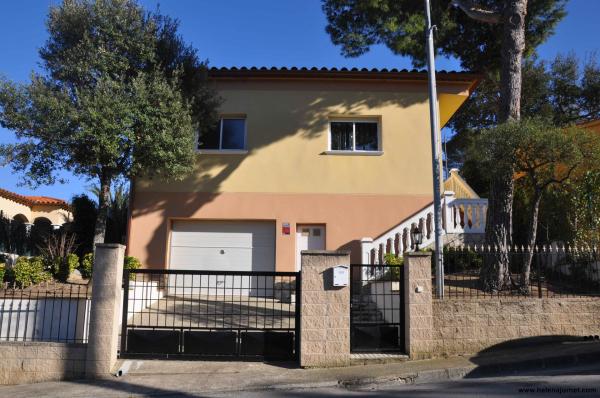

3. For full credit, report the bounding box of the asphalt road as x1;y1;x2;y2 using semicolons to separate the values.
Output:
212;364;600;398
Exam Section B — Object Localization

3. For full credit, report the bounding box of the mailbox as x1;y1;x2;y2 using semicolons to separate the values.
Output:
332;265;349;287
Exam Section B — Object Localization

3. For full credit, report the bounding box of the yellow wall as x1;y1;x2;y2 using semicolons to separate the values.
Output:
137;79;473;196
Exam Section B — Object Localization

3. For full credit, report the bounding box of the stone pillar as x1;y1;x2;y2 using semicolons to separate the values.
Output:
86;243;125;378
404;252;434;359
300;250;350;368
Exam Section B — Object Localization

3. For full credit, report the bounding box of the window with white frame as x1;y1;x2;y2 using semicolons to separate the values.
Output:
329;120;379;152
198;118;246;150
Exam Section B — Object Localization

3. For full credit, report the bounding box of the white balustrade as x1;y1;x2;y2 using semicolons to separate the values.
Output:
360;191;488;264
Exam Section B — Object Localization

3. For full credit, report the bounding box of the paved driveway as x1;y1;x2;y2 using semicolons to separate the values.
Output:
128;294;296;330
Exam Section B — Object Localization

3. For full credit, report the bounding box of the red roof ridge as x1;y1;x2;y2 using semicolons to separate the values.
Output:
0;188;70;210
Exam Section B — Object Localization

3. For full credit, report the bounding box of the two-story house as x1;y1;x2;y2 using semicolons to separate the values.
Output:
127;67;481;273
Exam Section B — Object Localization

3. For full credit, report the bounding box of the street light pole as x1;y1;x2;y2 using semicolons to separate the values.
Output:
424;0;444;298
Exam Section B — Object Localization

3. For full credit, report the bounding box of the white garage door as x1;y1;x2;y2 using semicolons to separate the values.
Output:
169;220;276;271
168;221;276;296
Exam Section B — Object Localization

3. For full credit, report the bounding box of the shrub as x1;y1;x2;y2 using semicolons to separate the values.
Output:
384;253;403;265
55;253;80;282
124;256;141;280
12;256;51;287
443;247;483;274
80;253;94;279
383;253;404;279
0;263;5;283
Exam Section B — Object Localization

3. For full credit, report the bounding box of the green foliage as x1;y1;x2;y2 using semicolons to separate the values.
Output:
448;55;600;195
124;255;141;280
71;194;98;258
322;0;566;71
383;253;403;280
571;171;600;246
57;253;80;282
0;0;219;243
443;247;483;273
11;257;51;287
80;253;94;279
0;211;28;255
383;253;403;266
469;119;600;187
89;182;130;244
0;264;5;283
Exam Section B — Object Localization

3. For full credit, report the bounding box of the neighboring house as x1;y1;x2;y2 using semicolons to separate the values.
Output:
127;66;486;272
0;188;72;228
444;168;480;199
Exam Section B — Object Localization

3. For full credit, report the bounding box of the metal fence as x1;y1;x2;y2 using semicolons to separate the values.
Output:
120;269;300;360
438;245;600;299
350;264;405;353
0;281;91;343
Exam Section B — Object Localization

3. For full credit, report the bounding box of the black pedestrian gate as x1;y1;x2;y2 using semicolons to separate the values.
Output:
119;269;300;361
350;264;405;352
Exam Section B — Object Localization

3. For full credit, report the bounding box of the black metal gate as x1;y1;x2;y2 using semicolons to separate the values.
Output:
350;264;405;352
120;269;300;361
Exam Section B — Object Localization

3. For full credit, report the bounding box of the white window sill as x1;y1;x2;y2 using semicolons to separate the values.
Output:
197;149;248;155
324;150;383;156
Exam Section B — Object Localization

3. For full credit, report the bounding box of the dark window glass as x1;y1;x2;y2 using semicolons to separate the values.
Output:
221;119;245;150
330;122;353;150
198;121;220;149
355;122;378;151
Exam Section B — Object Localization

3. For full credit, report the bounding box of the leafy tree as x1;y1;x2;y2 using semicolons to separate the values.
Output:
323;0;567;291
470;119;600;291
450;54;600;250
448;54;600;183
570;171;600;247
90;182;130;244
70;194;98;259
0;0;219;245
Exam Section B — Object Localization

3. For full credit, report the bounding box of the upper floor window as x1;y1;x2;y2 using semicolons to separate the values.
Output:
198;117;246;151
329;120;380;152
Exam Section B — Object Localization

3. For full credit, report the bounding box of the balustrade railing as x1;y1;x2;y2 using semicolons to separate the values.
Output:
361;191;488;265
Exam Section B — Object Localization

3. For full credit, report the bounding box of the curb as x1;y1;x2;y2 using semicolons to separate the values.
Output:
335;350;600;391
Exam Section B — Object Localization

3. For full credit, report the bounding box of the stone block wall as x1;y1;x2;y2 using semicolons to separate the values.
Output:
433;298;600;356
404;253;434;359
300;250;350;368
0;341;87;385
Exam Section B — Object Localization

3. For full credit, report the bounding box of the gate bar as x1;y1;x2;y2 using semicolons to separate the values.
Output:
120;269;130;354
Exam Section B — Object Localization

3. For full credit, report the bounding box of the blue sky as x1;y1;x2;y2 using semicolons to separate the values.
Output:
0;0;598;201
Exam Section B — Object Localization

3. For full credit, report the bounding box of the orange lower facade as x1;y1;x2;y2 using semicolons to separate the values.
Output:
127;191;432;271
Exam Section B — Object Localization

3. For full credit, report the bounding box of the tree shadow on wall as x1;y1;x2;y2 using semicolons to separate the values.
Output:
134;91;428;267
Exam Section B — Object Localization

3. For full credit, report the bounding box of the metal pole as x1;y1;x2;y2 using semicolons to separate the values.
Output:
424;0;444;298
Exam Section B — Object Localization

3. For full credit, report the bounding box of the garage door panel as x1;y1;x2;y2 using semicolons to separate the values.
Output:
169;221;276;275
169;247;253;271
171;221;275;249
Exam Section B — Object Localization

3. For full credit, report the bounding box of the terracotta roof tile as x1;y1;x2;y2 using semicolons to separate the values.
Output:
0;188;70;210
208;66;480;83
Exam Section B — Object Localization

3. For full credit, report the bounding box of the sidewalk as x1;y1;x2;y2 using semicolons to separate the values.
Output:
1;339;599;397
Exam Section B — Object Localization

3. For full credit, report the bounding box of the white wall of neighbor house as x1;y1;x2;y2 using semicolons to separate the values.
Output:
31;205;71;225
0;197;71;225
0;196;32;221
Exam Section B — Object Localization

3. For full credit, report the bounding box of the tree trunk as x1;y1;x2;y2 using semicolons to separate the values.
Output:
93;171;112;248
481;166;514;291
521;191;542;292
481;0;528;291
